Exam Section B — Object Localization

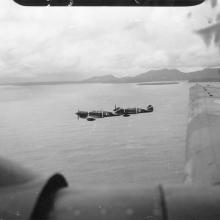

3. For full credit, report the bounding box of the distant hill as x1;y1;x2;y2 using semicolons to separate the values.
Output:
82;74;119;83
81;68;220;83
2;68;220;86
186;68;220;82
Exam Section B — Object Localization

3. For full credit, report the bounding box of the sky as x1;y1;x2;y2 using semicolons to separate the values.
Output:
0;0;219;82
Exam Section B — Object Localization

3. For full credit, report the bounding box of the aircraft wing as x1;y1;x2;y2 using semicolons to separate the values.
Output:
185;84;220;185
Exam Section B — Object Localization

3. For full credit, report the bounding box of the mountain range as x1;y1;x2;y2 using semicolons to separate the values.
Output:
81;68;220;83
1;68;220;86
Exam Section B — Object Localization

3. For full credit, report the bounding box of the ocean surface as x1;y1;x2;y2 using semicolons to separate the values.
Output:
0;82;190;187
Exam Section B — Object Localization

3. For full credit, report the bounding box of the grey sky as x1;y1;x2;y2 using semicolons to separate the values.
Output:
0;0;219;82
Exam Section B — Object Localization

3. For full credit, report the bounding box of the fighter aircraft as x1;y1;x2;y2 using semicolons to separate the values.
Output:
113;104;154;117
76;109;117;121
76;105;153;121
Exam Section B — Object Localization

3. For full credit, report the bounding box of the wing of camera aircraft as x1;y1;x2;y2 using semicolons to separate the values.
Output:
1;83;220;220
185;84;220;185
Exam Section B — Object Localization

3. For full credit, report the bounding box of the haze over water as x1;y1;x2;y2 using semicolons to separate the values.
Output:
0;83;189;187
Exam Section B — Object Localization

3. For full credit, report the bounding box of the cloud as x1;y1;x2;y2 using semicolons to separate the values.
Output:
0;1;219;82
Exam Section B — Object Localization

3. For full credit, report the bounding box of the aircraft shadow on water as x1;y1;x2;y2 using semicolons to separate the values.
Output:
75;105;154;121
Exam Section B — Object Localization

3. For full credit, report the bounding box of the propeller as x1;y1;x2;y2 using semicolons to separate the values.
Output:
76;108;79;120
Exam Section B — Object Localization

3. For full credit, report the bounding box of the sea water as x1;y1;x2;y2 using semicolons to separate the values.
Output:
0;82;189;187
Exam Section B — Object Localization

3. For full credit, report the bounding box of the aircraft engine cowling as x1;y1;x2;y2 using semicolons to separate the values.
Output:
49;184;220;220
155;185;220;220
